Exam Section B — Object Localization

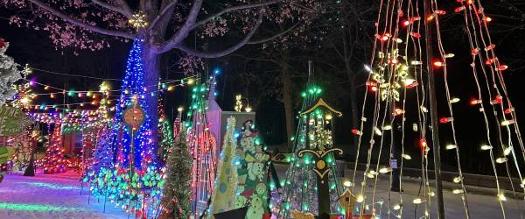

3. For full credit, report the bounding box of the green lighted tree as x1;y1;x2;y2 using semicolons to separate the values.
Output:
160;126;192;218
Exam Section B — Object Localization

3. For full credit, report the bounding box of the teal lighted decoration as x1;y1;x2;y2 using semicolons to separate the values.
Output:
272;81;344;218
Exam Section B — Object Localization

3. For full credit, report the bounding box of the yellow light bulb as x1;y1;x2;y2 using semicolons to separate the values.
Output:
498;193;507;202
356;194;364;203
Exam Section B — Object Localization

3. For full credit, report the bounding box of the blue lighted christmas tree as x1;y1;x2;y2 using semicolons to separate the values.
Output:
85;39;163;217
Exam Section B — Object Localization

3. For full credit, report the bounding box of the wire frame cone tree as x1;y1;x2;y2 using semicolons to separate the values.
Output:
271;80;344;218
351;0;525;218
185;79;218;218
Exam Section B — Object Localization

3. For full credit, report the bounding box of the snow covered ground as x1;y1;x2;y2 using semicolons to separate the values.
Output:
368;176;525;219
0;171;128;219
1;168;524;219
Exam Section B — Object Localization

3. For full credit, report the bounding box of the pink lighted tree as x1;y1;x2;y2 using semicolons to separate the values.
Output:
0;0;322;140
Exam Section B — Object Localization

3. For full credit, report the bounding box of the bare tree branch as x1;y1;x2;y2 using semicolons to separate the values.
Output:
27;0;135;39
91;0;132;18
149;0;178;31
177;16;263;58
247;22;300;44
156;0;204;54
190;0;280;30
115;0;133;15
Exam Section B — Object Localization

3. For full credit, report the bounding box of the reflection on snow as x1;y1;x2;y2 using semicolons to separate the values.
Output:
0;202;86;212
18;182;79;190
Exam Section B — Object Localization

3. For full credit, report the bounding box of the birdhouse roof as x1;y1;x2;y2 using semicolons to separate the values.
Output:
300;98;342;117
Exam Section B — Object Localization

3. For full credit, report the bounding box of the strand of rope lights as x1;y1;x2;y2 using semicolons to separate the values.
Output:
369;0;406;215
456;0;525;217
353;0;525;218
428;0;471;217
21;75;198;95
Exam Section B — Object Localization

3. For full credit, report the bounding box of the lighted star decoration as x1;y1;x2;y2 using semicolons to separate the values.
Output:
128;12;148;29
367;60;416;102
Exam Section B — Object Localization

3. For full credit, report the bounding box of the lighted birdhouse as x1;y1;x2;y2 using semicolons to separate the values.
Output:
290;210;315;219
338;189;357;218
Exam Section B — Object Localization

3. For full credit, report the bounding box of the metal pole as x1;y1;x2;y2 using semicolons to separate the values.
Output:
423;0;445;218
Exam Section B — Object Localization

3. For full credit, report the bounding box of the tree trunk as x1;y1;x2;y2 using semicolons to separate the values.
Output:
143;43;160;157
280;51;294;152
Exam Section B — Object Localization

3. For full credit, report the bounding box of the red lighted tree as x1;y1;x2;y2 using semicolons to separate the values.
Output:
43;125;66;174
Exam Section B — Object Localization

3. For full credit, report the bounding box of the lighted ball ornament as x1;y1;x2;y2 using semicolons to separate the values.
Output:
124;103;145;131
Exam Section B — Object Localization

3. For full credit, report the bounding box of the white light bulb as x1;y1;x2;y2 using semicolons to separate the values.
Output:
364;65;373;73
480;145;493;150
450;97;461;103
393;204;401;210
374;127;383;136
379;167;392;174
504;147;512;156
452;189;464;194
446;144;457;150
496;157;508;164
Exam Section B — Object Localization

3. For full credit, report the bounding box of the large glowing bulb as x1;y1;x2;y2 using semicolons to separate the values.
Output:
452;189;464;194
356;194;364;203
364;65;373;73
374;127;383;136
393;204;401;210
450;97;460;103
498;193;507;202
379;167;392;174
496;157;507;164
480;145;492;151
446;144;457;150
504;147;512;156
413;198;422;204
